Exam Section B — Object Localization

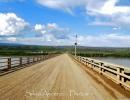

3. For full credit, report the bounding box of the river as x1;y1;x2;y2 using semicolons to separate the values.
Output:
93;57;130;67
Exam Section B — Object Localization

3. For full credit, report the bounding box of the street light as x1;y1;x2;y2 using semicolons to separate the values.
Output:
74;34;77;56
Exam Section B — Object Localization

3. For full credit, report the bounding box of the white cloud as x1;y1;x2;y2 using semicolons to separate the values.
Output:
0;13;28;36
6;37;17;42
77;33;130;47
3;33;130;47
87;0;130;26
35;24;45;31
37;0;130;26
87;0;130;15
47;23;58;29
37;0;87;14
34;23;70;42
89;20;116;26
113;27;120;30
34;24;46;34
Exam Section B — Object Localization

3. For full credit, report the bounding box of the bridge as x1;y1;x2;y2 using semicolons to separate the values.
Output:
0;54;130;100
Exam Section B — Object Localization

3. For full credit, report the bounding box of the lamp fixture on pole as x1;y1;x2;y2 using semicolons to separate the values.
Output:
74;34;77;56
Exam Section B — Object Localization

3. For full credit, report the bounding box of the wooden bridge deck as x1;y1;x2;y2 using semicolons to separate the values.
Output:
0;54;129;100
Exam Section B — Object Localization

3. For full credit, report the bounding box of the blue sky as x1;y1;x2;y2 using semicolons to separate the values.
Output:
0;0;130;47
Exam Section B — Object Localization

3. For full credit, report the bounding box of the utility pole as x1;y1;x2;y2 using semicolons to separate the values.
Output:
74;34;77;56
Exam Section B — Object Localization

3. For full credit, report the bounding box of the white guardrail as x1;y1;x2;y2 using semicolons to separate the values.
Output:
75;56;130;90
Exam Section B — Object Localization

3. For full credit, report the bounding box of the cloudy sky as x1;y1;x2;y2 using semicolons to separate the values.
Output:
0;0;130;47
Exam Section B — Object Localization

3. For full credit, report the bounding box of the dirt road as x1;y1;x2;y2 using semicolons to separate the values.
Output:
0;54;129;100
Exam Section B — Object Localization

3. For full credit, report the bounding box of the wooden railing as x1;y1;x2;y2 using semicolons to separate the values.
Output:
74;56;130;90
0;55;56;71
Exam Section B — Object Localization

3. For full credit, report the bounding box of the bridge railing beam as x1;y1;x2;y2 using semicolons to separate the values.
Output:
0;54;58;72
74;55;130;90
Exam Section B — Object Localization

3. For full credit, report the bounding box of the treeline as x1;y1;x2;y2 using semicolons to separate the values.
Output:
0;51;61;56
75;52;130;58
0;45;130;57
0;45;63;56
72;47;130;58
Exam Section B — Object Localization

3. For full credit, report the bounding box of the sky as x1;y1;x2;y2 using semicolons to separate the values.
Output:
0;0;130;47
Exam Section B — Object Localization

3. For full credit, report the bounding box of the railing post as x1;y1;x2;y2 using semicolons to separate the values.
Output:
46;55;48;59
32;57;34;63
79;56;81;62
40;56;42;61
88;60;90;68
81;57;83;63
19;57;22;66
27;57;30;64
84;58;87;65
99;62;104;74
117;67;121;84
39;56;41;61
121;68;125;83
41;56;43;61
91;60;94;69
85;58;88;66
44;55;46;60
76;56;78;60
83;58;86;65
82;57;84;64
77;56;79;61
37;57;39;62
38;57;40;61
36;56;39;62
7;58;11;70
43;56;45;60
81;57;84;63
